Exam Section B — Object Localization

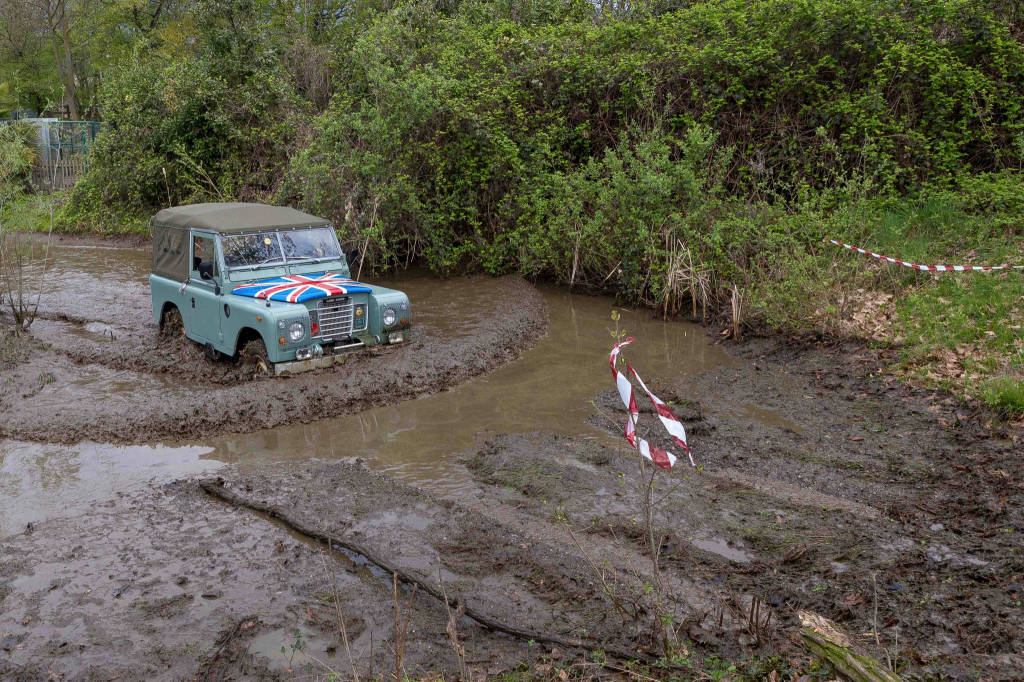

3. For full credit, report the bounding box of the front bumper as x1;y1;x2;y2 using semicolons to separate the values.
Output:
273;331;410;375
274;338;363;375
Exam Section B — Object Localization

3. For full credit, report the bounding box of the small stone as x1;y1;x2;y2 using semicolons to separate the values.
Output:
1;634;24;651
930;523;945;532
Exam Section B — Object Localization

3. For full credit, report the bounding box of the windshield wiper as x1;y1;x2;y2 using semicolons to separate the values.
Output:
250;257;284;270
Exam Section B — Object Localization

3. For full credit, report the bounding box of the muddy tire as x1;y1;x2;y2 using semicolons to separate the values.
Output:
160;307;184;338
239;338;271;377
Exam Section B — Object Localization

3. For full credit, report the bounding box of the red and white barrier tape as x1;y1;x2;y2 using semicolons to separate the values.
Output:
824;239;1024;272
609;338;694;470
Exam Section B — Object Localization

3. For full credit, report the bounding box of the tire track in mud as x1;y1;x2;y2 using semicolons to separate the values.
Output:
0;479;530;680
198;475;651;663
0;276;547;444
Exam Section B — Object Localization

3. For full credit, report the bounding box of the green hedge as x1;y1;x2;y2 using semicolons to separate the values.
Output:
64;0;1024;312
42;0;1024;409
276;0;1023;303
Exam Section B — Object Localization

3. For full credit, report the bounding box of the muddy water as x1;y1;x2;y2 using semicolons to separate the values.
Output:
33;242;154;321
0;441;220;534
1;246;733;536
207;274;735;493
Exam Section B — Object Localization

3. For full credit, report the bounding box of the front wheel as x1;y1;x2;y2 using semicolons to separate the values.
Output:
239;338;271;377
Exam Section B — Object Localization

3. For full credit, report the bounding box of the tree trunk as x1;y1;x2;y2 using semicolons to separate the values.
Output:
57;1;79;120
47;32;69;115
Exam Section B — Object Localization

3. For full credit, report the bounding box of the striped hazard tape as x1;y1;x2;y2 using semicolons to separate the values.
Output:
610;338;695;470
824;239;1024;271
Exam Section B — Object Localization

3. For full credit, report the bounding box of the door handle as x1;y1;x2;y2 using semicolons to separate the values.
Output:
191;298;196;309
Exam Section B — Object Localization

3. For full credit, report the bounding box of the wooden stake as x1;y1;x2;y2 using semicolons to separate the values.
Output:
798;610;901;682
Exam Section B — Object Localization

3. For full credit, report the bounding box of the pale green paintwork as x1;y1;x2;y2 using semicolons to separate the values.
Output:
149;228;411;363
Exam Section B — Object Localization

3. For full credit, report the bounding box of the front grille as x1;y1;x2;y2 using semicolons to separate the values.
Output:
316;296;354;340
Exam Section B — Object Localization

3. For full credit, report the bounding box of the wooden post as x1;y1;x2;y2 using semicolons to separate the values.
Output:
798;611;902;682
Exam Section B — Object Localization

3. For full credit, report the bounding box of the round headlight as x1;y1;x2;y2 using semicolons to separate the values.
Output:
288;321;305;341
382;307;397;327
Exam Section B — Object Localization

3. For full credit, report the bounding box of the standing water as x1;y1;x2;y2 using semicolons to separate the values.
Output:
208;275;735;493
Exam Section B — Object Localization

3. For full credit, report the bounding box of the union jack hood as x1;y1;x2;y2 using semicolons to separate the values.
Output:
231;272;372;303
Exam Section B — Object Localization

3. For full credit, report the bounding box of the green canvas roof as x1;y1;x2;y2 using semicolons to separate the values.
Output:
150;203;332;233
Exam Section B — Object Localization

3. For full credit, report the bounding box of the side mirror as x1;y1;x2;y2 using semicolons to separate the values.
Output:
198;261;214;280
346;249;360;269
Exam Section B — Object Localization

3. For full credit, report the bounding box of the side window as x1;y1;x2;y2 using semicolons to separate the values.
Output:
191;234;218;279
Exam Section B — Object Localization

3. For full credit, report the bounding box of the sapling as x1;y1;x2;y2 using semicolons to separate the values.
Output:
0;157;55;333
585;309;690;658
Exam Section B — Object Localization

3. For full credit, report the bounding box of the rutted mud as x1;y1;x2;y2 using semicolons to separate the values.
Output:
2;241;1022;679
0;245;548;443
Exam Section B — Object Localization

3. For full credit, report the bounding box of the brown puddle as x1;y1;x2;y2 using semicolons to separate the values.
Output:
0;441;220;536
739;404;805;436
43;241;153;282
205;278;737;494
26;244;154;322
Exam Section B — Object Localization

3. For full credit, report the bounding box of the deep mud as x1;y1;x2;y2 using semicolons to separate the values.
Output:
0;477;529;680
2;241;1021;680
578;337;1024;679
0;244;547;443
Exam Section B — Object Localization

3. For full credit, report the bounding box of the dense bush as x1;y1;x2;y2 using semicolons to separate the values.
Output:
61;0;307;230
278;0;1024;307
62;0;1024;312
0;122;37;203
40;0;1024;409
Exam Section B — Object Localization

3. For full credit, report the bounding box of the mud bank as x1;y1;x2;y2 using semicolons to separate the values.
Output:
580;336;1024;679
0;244;548;442
0;461;747;681
4;335;1020;679
1;461;690;680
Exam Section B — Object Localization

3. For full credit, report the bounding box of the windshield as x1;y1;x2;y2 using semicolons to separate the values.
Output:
222;227;341;269
222;232;284;269
280;227;342;262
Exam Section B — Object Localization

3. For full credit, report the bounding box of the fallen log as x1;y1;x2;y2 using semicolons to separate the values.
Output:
199;479;650;663
798;610;901;682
